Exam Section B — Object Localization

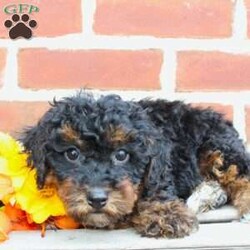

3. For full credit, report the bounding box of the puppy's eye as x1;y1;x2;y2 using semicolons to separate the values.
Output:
113;149;129;164
64;148;79;162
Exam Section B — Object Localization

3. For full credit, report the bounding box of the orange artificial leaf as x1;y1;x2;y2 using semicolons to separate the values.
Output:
3;204;38;231
0;211;11;242
4;204;24;220
0;174;14;200
53;216;80;229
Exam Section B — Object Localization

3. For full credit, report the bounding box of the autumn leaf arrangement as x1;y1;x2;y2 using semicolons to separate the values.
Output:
0;132;80;242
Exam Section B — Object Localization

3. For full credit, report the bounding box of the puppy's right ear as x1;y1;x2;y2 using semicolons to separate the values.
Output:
20;121;52;189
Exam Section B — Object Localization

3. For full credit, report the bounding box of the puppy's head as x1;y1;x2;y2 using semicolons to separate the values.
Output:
21;93;161;228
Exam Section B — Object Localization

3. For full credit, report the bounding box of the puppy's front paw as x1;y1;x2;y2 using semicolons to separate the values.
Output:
132;200;198;238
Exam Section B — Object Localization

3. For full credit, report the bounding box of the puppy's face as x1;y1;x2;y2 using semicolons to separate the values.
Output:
22;94;157;228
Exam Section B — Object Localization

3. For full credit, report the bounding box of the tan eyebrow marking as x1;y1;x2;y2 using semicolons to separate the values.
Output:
107;125;133;145
60;124;84;148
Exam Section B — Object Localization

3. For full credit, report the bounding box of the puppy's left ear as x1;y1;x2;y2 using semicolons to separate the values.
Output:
20;121;53;189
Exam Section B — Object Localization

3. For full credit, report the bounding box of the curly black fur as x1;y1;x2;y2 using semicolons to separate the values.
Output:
20;93;250;237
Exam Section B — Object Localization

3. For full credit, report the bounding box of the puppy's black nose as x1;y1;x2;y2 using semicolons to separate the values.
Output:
87;188;108;209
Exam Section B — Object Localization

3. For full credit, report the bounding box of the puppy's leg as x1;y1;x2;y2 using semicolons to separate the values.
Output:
132;164;198;238
199;128;250;218
132;199;198;238
200;150;250;217
213;164;250;217
186;151;227;214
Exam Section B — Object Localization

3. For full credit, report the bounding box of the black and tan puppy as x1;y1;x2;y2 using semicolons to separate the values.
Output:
21;93;250;238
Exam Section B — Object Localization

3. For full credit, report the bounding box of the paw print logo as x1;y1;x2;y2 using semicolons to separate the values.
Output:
4;14;37;39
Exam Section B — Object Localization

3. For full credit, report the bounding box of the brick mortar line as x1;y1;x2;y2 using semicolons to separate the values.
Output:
82;0;96;36
0;89;249;103
233;103;247;142
2;45;18;92
2;37;250;51
232;0;248;39
160;50;176;95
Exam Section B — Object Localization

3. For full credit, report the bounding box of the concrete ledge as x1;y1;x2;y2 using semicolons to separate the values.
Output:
198;205;239;223
1;222;250;250
0;206;249;250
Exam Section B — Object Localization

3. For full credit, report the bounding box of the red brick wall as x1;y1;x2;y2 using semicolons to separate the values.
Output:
0;0;250;148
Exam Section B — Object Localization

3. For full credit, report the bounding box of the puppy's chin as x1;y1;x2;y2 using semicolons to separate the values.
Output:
68;208;122;228
84;212;116;228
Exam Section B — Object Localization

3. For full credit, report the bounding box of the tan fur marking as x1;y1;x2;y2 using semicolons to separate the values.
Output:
59;124;84;148
105;179;138;216
213;164;250;215
199;150;224;179
61;124;80;141
107;126;132;145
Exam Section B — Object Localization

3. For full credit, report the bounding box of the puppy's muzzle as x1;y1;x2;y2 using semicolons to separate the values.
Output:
87;187;108;210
